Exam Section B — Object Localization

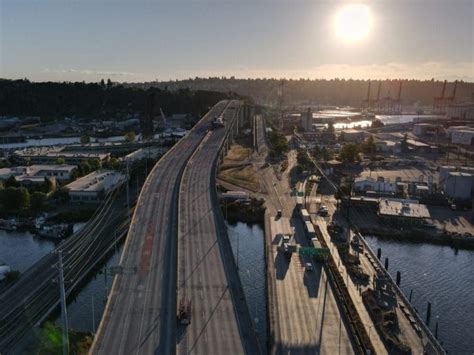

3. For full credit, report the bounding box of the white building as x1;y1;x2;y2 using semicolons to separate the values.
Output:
341;129;366;142
0;164;77;184
413;123;438;136
451;129;474;145
446;102;474;120
66;169;125;203
444;172;473;200
354;176;397;194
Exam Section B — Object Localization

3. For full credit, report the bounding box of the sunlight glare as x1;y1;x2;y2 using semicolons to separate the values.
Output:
334;4;373;43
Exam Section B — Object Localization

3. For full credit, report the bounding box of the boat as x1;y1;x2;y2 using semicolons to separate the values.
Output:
37;223;73;240
0;219;17;231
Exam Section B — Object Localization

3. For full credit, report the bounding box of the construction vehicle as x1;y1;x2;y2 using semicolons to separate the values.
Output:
177;296;192;325
277;234;296;258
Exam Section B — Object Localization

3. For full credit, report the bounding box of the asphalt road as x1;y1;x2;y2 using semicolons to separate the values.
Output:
177;100;259;354
91;101;229;355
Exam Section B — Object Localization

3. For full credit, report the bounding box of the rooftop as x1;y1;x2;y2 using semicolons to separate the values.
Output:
379;199;431;219
66;169;125;192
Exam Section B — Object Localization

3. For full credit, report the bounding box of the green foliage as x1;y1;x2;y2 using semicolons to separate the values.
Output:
4;270;21;285
80;134;90;144
0;187;30;211
360;135;376;155
103;157;121;170
371;119;384;128
0;79;230;121
125;131;136;143
340;144;360;163
268;131;288;158
89;158;102;171
297;150;312;170
51;187;70;203
41;177;56;193
4;175;19;188
31;191;47;212
54;157;65;165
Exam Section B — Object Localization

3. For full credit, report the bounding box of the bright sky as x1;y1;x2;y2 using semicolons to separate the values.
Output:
0;0;473;82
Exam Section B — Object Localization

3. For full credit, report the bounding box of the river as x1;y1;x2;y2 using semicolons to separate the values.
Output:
364;235;474;354
227;222;268;352
3;221;470;353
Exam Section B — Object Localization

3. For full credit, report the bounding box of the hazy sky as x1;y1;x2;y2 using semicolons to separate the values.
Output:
1;0;473;82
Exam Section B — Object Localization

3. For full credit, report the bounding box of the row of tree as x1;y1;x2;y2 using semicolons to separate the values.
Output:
0;79;231;121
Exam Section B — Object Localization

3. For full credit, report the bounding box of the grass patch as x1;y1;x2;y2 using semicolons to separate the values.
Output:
225;144;252;162
218;165;259;192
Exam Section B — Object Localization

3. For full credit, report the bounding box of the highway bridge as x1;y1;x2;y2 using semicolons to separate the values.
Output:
92;100;259;354
177;101;260;354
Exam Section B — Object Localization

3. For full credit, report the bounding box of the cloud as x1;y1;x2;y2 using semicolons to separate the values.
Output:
42;68;137;77
169;61;474;82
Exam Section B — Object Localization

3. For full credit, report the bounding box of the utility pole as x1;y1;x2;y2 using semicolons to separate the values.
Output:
54;250;69;355
126;159;130;217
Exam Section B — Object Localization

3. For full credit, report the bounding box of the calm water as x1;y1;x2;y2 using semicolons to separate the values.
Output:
227;222;268;352
364;236;474;354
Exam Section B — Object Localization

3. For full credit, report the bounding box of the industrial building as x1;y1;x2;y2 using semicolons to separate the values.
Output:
13;147;110;165
0;164;77;184
340;129;367;142
450;129;474;145
443;172;473;200
412;123;439;136
378;198;431;225
446;102;474;121
66;169;125;203
354;176;397;194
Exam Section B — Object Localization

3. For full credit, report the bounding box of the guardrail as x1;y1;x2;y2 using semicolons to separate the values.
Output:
211;101;262;354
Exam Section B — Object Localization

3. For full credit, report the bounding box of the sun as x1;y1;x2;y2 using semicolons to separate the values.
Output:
334;4;373;43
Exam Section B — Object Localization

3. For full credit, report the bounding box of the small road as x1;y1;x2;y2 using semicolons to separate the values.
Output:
91;101;229;355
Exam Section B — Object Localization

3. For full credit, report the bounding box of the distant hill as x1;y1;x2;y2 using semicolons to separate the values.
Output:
0;79;231;121
128;78;474;108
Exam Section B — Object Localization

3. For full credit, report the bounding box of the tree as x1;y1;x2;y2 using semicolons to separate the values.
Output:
340;144;359;163
103;157;120;170
80;135;90;145
0;187;30;211
371;119;384;129
31;191;47;212
4;175;19;188
125;131;136;143
79;160;92;176
321;147;333;161
360;135;376;155
88;158;102;171
297;150;312;170
54;157;65;165
52;187;70;203
41;177;56;193
400;133;409;153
